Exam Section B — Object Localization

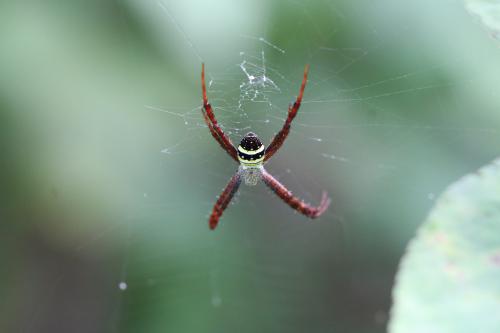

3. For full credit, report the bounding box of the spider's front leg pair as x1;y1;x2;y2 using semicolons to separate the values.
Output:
201;64;330;230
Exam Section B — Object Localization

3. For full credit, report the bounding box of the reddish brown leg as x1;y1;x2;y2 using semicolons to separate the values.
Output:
209;172;242;230
201;63;238;162
261;169;330;218
202;108;234;158
264;64;309;162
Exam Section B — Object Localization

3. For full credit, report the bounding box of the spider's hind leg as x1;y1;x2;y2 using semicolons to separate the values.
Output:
208;171;242;230
261;168;330;218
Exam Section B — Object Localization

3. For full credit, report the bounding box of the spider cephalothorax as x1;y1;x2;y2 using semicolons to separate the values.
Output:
201;63;330;230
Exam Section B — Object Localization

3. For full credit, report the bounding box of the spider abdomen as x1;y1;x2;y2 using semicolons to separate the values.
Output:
237;132;265;167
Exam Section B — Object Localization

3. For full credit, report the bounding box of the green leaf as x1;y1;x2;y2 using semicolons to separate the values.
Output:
466;0;500;41
389;158;500;333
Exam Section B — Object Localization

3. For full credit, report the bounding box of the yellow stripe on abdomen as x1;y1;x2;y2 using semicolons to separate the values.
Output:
238;145;264;155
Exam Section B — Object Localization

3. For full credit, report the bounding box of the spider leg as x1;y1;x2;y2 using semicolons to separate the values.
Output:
201;63;238;162
264;64;309;162
208;171;242;230
261;168;330;218
201;108;238;159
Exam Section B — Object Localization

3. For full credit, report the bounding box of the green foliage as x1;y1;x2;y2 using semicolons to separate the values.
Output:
389;158;500;332
466;0;500;41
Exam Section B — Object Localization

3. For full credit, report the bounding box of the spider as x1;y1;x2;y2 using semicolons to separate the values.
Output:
201;63;331;230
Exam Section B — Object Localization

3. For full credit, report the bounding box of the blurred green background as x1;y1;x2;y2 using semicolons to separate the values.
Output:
1;0;499;332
